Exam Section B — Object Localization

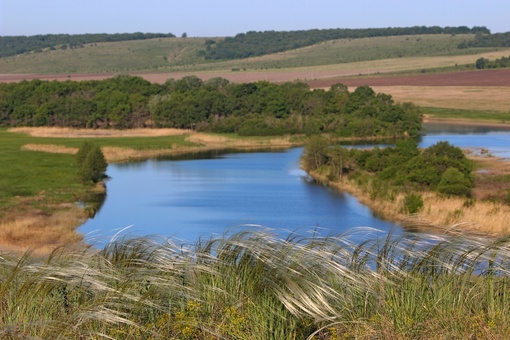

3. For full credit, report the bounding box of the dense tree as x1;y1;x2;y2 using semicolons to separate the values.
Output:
437;167;472;197
0;76;422;138
77;142;107;183
475;55;510;69
304;139;473;197
303;136;329;170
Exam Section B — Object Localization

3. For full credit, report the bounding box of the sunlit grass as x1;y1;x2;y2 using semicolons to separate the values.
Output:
1;227;510;338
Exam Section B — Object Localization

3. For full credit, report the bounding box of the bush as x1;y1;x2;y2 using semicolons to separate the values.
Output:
402;193;423;214
437;167;472;196
77;142;107;183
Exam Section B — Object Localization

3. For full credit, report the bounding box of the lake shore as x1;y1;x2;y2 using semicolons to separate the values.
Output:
307;154;510;238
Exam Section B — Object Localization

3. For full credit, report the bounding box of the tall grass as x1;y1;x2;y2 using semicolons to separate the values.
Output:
2;227;510;338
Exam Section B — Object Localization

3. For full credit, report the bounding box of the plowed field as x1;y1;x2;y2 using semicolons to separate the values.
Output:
1;68;509;87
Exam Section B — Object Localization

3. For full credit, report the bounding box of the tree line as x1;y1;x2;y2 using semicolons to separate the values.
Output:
0;75;422;138
201;26;490;60
0;33;176;58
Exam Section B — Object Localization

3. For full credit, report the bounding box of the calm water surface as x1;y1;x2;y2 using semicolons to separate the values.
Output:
79;124;510;245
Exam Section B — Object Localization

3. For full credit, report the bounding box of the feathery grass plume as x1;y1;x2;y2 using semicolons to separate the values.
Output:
2;227;510;338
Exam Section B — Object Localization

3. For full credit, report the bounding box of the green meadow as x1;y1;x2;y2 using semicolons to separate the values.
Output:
0;128;195;218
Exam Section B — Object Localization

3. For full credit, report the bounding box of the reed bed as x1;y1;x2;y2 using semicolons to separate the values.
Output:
1;227;510;339
9;127;191;138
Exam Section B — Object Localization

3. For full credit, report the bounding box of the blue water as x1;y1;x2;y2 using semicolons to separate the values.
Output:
80;148;396;245
79;124;510;246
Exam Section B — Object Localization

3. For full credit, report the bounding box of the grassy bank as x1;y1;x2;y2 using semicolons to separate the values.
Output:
0;127;302;254
308;152;510;237
2;228;510;338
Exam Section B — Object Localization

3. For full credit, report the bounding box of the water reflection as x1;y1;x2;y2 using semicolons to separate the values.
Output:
79;148;397;246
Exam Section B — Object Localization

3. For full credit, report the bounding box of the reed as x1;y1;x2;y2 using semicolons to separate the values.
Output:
1;227;510;338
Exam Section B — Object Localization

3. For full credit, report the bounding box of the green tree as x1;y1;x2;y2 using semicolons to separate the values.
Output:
475;57;488;69
77;142;107;183
437;167;472;196
402;193;424;214
76;141;95;167
303;136;329;170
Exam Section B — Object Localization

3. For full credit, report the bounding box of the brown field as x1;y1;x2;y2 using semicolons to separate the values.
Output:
308;69;510;87
371;86;510;113
2;68;510;86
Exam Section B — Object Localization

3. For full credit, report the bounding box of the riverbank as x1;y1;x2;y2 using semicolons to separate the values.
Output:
307;152;510;237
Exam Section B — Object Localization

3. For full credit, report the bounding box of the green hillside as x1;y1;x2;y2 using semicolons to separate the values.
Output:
0;37;208;74
202;26;489;60
0;32;176;58
1;33;501;74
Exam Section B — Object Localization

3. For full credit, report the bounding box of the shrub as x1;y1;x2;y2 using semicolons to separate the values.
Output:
77;142;107;183
437;167;472;197
402;193;423;214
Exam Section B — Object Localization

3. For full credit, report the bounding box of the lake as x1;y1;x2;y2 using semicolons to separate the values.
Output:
79;123;510;246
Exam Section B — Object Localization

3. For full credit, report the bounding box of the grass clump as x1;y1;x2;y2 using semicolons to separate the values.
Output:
2;227;510;338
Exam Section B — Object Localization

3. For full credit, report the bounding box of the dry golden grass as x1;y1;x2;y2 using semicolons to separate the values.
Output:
186;133;299;148
21;143;78;154
369;86;510;113
310;168;510;237
9;127;191;138
102;134;300;162
0;204;87;255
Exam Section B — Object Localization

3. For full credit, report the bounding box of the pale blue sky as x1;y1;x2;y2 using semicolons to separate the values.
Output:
1;0;509;37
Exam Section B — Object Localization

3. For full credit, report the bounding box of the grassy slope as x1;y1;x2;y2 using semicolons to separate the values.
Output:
0;37;210;74
0;34;499;74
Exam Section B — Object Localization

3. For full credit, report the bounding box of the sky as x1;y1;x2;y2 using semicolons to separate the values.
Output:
1;0;509;37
